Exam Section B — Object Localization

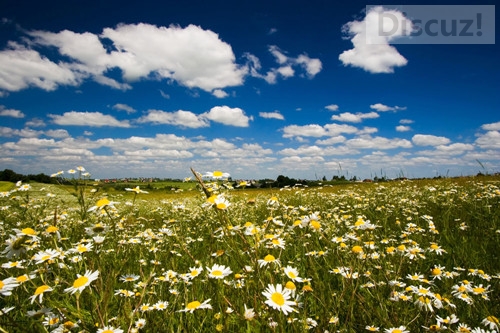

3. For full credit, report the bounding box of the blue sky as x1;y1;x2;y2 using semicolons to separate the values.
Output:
0;0;498;180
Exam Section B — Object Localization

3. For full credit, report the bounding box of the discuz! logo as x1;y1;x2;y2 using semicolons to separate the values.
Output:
366;5;495;44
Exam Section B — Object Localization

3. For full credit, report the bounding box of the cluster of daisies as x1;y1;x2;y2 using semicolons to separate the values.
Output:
0;170;499;332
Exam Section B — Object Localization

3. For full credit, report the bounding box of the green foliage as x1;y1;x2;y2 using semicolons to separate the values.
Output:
0;174;499;332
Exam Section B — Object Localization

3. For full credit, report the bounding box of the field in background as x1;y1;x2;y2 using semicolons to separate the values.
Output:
0;174;499;332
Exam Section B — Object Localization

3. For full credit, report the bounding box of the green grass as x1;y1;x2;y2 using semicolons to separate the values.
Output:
0;175;499;332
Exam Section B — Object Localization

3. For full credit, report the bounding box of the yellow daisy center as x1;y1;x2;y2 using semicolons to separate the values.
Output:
394;330;403;333
73;276;89;288
487;316;499;324
46;226;58;233
431;268;441;275
352;245;363;253
187;301;201;310
271;292;285;306
287;271;297;279
216;203;227;210
310;220;321;230
473;287;485;293
96;198;110;208
212;270;223;276
264;254;275;262
190;270;199;276
35;285;50;295
213;171;223;177
0;281;4;289
101;330;113;333
22;228;36;235
285;281;296;290
17;275;28;283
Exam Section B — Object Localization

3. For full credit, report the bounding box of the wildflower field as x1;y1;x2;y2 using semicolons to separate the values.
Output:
0;168;499;333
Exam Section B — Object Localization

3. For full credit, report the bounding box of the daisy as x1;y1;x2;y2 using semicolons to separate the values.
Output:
96;326;124;333
120;274;140;282
179;299;212;313
284;266;303;282
204;170;230;180
262;283;296;315
214;195;231;210
88;198;118;212
482;316;499;330
243;304;256;321
153;300;169;311
30;285;53;304
1;260;25;269
207;264;232;279
384;326;409;333
258;254;280;267
135;318;146;329
186;266;203;280
64;270;99;294
32;249;60;264
125;186;149;194
0;277;19;296
366;326;380;331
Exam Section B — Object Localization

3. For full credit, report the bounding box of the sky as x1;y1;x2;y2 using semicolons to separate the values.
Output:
0;0;499;180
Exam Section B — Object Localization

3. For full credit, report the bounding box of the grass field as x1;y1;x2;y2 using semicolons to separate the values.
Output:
0;172;499;332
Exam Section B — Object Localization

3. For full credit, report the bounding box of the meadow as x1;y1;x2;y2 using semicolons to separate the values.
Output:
0;168;499;333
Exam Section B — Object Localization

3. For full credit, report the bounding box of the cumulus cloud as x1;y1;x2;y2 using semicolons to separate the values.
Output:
212;89;229;98
481;121;500;131
112;103;136;114
475;130;500;149
137;109;209;128
256;45;322;83
49;111;131;127
331;111;379;123
0;106;25;118
283;124;327;138
347;135;412;149
370;103;406;112
45;129;70;138
396;125;411;132
0;42;79;92
202;106;252;127
399;119;414;124
412;134;451;146
3;24;247;93
259;111;285;120
325;104;339;111
339;6;412;73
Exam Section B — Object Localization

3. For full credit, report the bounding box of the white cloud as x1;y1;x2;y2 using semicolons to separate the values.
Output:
412;134;451;146
45;129;70;138
370;103;406;112
280;145;324;156
315;135;347;145
481;121;500;131
339;6;412;73
0;42;79;92
25;118;46;127
49;111;131;127
399;119;414;124
283;124;327;138
324;123;361;135
212;89;228;98
325;104;339;111
347;135;412;149
258;45;322;83
112;103;136;114
0;107;24;118
331;111;379;123
277;65;295;78
296;54;322;77
396;125;411;132
137;109;209;128
475;130;500;149
269;45;288;64
202;106;252;127
20;24;246;92
259;111;284;120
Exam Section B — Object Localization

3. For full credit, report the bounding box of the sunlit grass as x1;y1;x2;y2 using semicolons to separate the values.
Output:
0;171;499;332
